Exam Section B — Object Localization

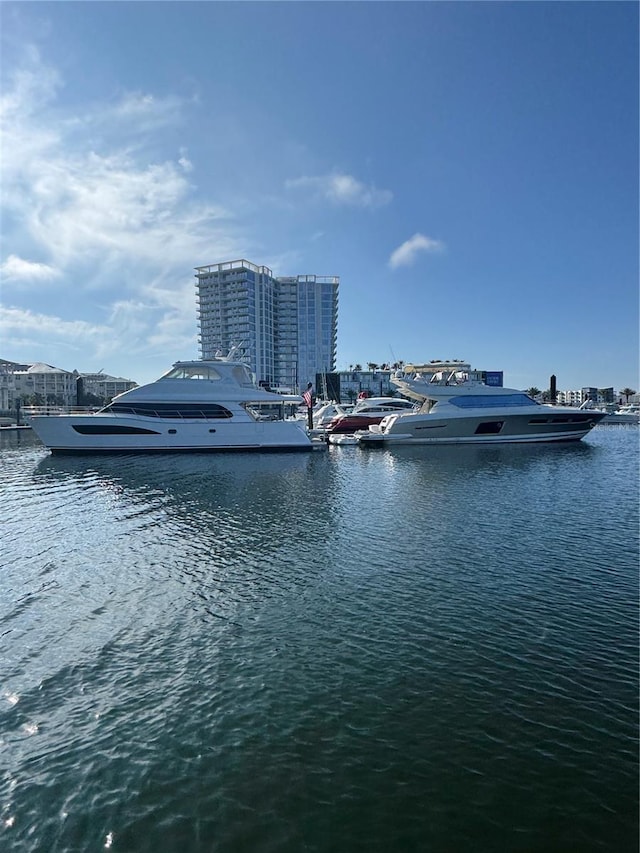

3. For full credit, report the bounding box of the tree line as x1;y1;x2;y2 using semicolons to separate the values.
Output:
526;387;636;402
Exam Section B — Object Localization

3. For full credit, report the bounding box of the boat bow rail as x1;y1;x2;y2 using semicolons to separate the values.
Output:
23;406;100;417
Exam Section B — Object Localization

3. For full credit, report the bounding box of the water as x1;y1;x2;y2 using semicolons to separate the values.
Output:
1;427;637;853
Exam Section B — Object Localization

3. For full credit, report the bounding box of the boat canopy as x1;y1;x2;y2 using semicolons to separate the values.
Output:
159;362;255;387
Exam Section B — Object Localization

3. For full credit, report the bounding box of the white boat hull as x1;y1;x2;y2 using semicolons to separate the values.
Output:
358;410;605;446
28;414;315;454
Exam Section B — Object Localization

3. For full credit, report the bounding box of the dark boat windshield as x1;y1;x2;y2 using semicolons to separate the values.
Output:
449;394;539;409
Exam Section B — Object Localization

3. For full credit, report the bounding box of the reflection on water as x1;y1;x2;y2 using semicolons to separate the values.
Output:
34;449;329;533
363;435;595;468
31;450;341;588
0;427;637;853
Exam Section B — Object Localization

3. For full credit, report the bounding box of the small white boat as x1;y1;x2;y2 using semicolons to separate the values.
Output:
27;354;320;454
357;367;606;446
311;401;355;429
327;434;360;446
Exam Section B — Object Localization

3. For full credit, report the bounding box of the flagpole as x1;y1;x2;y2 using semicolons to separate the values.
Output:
303;383;314;430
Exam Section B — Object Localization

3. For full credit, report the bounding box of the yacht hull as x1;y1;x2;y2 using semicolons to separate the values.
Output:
358;410;605;445
28;414;315;454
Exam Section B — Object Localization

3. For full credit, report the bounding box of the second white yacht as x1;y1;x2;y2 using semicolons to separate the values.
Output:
357;367;606;446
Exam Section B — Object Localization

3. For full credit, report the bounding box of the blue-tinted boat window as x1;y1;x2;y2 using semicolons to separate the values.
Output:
104;403;234;419
449;394;538;409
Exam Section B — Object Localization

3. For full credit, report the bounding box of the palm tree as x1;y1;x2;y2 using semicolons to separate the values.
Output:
526;387;541;398
620;387;636;403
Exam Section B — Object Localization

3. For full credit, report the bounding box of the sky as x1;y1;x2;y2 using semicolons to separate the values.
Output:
1;1;638;393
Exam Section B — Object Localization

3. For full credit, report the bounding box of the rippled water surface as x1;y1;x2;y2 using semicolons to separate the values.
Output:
1;428;638;852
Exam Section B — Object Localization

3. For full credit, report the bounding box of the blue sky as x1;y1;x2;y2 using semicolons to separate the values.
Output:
1;1;638;392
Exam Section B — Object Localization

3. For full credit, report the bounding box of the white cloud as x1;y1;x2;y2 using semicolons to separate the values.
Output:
0;286;197;367
0;47;238;373
113;91;178;120
0;45;61;119
0;254;60;282
178;147;194;172
0;52;62;178
0;305;107;347
1;49;243;302
116;277;199;353
388;233;445;269
23;150;230;270
53;90;189;138
285;171;392;209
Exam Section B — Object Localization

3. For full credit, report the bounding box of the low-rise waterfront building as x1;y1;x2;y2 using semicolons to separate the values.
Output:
556;387;616;407
12;362;78;406
330;368;397;402
556;389;583;406
78;372;138;403
0;359;29;411
0;359;137;410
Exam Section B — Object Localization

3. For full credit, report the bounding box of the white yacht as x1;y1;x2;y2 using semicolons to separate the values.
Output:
602;404;640;425
357;368;607;446
27;356;319;454
304;400;355;430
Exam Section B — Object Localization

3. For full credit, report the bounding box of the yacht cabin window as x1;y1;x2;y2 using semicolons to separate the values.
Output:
449;394;538;409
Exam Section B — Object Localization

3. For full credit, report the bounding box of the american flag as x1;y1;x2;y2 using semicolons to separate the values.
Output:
303;388;313;408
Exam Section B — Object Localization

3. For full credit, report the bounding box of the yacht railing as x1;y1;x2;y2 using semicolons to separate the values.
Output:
22;403;297;422
24;405;238;421
22;406;100;416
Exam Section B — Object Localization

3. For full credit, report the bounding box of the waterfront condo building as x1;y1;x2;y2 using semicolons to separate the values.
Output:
195;259;339;391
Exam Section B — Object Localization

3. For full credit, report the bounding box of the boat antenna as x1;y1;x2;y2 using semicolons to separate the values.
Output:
225;341;245;361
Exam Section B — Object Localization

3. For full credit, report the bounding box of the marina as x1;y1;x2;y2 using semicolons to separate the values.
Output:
1;425;637;852
23;358;625;455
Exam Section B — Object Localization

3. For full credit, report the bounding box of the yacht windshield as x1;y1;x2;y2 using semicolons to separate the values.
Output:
161;365;222;381
232;366;256;387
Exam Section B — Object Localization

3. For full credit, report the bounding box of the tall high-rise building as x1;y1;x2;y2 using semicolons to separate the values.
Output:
195;259;338;391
